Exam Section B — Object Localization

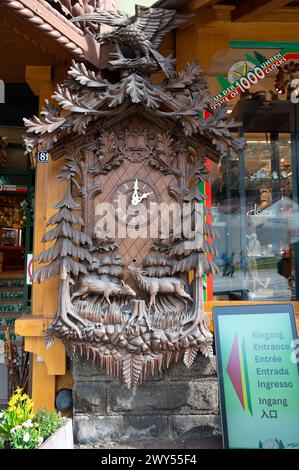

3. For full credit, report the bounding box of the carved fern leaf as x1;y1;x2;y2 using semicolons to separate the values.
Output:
23;115;65;135
45;327;56;349
126;73;145;103
122;355;143;389
199;339;214;358
183;346;199;368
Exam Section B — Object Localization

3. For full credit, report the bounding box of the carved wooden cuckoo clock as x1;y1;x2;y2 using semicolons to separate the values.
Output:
24;5;245;389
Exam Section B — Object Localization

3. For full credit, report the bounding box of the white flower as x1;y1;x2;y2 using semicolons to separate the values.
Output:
23;432;30;443
23;420;33;429
0;412;3;419
38;436;43;446
10;427;16;434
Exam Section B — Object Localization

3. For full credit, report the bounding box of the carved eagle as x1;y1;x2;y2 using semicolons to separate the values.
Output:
71;5;192;77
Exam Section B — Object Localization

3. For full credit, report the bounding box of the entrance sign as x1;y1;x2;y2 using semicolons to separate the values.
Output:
213;304;299;449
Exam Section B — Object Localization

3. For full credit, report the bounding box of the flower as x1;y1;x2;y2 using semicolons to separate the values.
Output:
23;432;30;442
0;412;3;419
23;420;33;429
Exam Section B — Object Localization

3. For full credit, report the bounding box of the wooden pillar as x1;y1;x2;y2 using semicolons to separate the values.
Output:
176;26;230;71
15;66;66;410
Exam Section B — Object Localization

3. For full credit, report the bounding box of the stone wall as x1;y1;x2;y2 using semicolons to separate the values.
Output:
72;355;222;445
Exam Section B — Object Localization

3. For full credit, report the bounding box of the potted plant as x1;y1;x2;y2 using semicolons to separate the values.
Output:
0;388;73;449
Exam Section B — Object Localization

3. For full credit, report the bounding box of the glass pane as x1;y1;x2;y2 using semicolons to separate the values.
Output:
208;48;299;301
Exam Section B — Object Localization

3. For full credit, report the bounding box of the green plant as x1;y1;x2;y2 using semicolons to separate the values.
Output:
9;423;43;449
0;388;34;436
0;388;64;449
35;408;63;439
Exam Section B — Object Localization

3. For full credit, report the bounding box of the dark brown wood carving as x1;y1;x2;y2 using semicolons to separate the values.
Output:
24;6;245;388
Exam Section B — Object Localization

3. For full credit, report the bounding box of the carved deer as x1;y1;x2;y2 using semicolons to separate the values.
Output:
128;266;192;312
71;275;136;304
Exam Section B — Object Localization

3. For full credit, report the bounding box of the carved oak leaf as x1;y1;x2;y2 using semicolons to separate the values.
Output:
68;60;109;88
193;159;210;183
41;100;60;118
71;113;93;134
197;107;246;156
166;62;207;90
183;346;199;369
183;185;207;202
53;85;98;114
58;152;82;181
90;131;123;174
150;132;183;177
23;115;65;135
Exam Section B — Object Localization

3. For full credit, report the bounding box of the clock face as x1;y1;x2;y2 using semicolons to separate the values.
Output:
227;61;256;83
111;178;159;227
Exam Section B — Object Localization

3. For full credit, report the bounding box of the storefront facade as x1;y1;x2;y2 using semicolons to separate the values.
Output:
1;0;299;413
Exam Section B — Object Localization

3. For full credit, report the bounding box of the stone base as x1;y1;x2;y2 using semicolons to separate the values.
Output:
72;355;221;446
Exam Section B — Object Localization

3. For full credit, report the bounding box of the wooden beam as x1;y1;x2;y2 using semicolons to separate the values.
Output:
185;0;220;11
1;0;101;67
232;0;292;22
259;7;299;22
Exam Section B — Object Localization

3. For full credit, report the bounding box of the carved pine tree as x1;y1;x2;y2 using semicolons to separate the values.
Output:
34;184;92;336
170;158;219;350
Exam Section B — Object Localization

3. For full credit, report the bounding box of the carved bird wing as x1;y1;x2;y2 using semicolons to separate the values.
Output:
70;10;132;27
135;6;192;49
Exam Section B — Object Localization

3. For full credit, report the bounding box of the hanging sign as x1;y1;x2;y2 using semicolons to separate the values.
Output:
213;304;299;449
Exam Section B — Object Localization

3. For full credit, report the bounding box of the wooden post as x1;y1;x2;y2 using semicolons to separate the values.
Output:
15;66;67;410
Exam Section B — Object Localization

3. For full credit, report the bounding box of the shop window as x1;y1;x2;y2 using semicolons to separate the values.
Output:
208;47;299;301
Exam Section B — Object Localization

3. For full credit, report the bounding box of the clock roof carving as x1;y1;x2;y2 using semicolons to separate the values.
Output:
23;6;245;160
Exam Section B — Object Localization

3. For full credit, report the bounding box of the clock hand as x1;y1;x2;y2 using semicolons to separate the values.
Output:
139;192;153;201
132;191;153;206
131;179;140;206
